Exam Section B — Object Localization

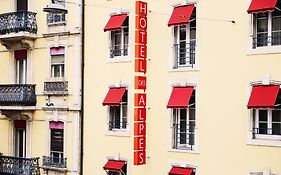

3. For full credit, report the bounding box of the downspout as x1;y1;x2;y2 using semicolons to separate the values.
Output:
80;0;85;174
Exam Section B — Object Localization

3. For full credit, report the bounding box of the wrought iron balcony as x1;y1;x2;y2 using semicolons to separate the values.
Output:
108;121;127;130
0;155;40;175
110;47;128;58
172;124;195;150
0;84;36;106
44;81;68;94
252;32;281;48
0;11;37;35
252;127;281;138
173;42;196;69
42;156;67;169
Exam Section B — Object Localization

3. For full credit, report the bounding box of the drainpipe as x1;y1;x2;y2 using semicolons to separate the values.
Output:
80;0;85;174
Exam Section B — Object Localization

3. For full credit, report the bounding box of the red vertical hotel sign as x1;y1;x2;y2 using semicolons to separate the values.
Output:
134;1;147;165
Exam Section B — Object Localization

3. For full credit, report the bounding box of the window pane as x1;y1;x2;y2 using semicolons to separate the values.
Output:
179;25;186;41
122;105;127;129
189;108;195;121
52;65;62;77
257;17;268;33
51;129;64;152
109;106;122;129
272;123;281;135
179;109;187;144
272;110;281;122
272;16;281;31
259;110;268;121
258;123;268;134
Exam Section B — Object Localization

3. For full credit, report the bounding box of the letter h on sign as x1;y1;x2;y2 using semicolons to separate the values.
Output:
136;1;147;16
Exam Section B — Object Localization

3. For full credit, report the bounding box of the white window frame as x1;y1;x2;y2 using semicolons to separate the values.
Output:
16;59;27;84
248;2;281;55
252;109;281;140
108;90;128;131
168;81;199;153
169;4;197;71
107;13;130;63
51;54;65;78
173;24;196;68
172;107;195;150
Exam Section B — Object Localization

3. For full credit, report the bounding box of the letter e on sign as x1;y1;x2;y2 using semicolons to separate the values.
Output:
134;150;146;165
134;136;146;150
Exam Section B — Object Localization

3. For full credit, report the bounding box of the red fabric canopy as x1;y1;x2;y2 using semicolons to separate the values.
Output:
168;5;195;27
103;87;126;106
247;85;280;109
104;14;128;31
167;87;194;108
103;160;126;171
247;0;277;14
169;167;193;175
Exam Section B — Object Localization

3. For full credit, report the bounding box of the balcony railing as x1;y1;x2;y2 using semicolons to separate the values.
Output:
252;32;281;48
174;42;196;69
44;81;68;93
0;11;37;35
0;155;40;175
172;124;195;150
42;156;67;169
108;121;127;130
0;84;36;106
47;14;66;25
110;47;128;58
252;127;281;138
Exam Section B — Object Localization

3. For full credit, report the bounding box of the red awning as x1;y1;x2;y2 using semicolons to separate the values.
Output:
14;50;27;60
168;5;195;27
103;160;126;171
247;0;277;14
103;87;126;106
247;85;280;109
167;87;194;108
104;14;128;31
169;167;193;175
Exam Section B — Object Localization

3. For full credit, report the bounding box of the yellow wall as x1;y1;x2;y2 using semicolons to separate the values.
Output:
84;0;281;175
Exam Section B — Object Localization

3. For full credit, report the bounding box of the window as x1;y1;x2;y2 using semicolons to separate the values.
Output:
252;2;281;48
104;14;129;58
168;5;196;69
48;121;66;168
50;47;65;78
247;85;281;140
15;50;27;84
253;109;281;137
172;91;195;150
46;0;66;24
167;87;196;150
109;90;128;130
110;18;129;58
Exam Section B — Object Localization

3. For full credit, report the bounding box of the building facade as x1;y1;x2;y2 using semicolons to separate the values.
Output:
84;0;281;175
0;0;82;175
